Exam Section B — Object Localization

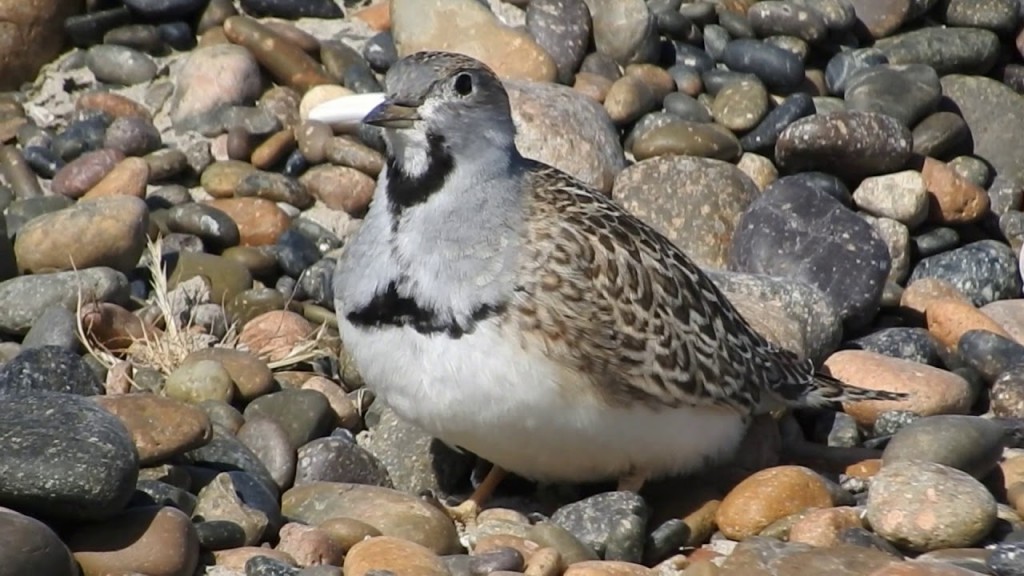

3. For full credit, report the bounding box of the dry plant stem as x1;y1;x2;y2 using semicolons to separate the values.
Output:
77;237;337;387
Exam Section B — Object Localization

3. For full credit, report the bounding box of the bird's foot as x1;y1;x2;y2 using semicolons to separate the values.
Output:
444;498;482;531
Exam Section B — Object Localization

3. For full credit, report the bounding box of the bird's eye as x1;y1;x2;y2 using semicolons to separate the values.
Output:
453;73;473;96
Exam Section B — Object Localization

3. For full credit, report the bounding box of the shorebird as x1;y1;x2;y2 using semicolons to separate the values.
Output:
316;51;904;523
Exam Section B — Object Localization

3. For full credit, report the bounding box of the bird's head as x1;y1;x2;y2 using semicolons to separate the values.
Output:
364;52;518;170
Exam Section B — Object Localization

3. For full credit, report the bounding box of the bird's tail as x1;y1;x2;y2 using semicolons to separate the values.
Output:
798;371;908;409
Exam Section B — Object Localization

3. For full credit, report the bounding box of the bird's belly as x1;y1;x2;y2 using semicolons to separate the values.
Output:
340;320;749;482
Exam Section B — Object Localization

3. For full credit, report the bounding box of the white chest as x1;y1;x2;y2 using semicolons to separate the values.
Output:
339;318;750;482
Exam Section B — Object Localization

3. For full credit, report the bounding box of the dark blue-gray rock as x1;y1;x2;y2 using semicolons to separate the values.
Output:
991;366;1024;418
239;0;342;19
739;92;815;155
0;391;138;520
721;38;804;92
773;172;851;206
717;10;754;39
295;258;335;309
912;111;970;159
166;203;240;251
957;330;1024;385
701;24;730;61
911;226;959;258
320;40;382;94
295;436;392;487
290;219;341;254
941;75;1024;189
104;116;162;157
7;196;73;236
52;115;109;161
65;7;133;48
196;519;249;551
789;0;857;31
747;1;828;42
363;32;398;73
824;48;887;96
654;8;699;43
197;106;282;139
224;470;283;535
618;109;684;150
281;149;308;178
705;269;842;363
988;541;1024;576
908;240;1021;306
158;21;197;51
775;111;912;180
873;410;921;438
246;555;300;576
236;417;296;491
186;428;279;498
85;44;158;85
357;401;475;496
242;390;334;452
875;28;1000;75
551;491;649;562
579;51;621;80
988;176;1024;218
999;212;1024;254
21;146;64;179
442;548;524;576
662;93;712;123
844;64;940;128
671;42;714;71
847;327;940;366
526;0;591;85
882;415;1006;479
703;70;762;96
131;479;198;514
644;519;689;565
123;0;207;19
0;508;78;576
0;346;103;395
21;307;80;351
276;229;321;279
729;181;891;329
937;0;1019;34
104;24;165;54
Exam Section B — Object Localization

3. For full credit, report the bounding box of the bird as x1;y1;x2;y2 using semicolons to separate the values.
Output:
326;51;905;523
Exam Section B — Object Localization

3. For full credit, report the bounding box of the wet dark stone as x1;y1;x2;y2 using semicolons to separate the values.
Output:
739;92;815;154
0;346;103;395
848;327;940;366
363;32;398;73
721;38;805;92
730;181;890;329
65;8;133;48
21;146;65;179
0;390;138;521
239;0;342;19
195;519;248;550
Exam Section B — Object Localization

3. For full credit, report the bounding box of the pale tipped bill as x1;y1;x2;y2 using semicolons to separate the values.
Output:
307;92;387;128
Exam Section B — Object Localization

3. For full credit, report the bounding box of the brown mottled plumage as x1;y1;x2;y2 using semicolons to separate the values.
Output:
513;163;902;414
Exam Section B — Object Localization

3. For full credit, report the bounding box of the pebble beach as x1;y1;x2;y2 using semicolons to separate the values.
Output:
2;0;1024;574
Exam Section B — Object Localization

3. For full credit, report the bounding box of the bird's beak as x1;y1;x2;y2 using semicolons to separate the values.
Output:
363;100;421;129
307;92;387;128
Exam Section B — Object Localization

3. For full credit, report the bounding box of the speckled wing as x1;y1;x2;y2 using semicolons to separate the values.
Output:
512;164;834;414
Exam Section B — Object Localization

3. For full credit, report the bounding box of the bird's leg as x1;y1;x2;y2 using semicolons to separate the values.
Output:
617;469;648;493
446;465;508;527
